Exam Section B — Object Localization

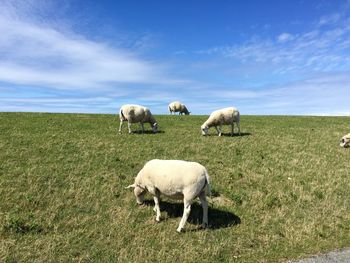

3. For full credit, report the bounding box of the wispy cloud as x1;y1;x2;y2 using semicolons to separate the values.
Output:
0;0;192;113
199;10;350;75
318;13;341;26
0;1;176;91
168;70;350;116
277;32;294;43
1;0;349;116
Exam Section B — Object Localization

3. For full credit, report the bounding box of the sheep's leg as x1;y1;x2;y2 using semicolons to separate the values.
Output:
153;195;161;222
231;122;234;136
127;122;132;134
214;126;219;136
215;126;222;136
237;121;241;135
140;123;145;133
177;199;192;232
199;191;208;228
118;120;123;133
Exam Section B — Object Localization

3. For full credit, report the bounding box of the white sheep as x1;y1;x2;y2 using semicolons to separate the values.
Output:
201;107;240;136
126;159;210;232
119;104;158;134
168;101;190;115
340;133;350;147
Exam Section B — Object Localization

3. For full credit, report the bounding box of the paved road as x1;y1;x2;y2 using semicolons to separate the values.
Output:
288;248;350;263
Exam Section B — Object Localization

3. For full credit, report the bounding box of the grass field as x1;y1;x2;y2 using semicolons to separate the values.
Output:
1;112;350;262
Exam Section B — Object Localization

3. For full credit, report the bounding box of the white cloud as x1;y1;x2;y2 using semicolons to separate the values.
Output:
200;11;350;75
318;13;341;26
239;73;350;115
0;2;176;91
0;95;120;114
176;72;350;116
1;0;349;116
0;1;191;113
277;32;294;42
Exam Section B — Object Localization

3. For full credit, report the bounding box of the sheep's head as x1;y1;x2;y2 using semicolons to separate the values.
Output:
340;134;350;148
125;184;147;204
152;123;158;133
201;125;209;136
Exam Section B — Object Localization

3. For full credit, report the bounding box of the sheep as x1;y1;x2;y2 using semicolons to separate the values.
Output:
168;101;190;115
340;133;350;147
201;107;240;136
119;104;158;134
126;159;210;232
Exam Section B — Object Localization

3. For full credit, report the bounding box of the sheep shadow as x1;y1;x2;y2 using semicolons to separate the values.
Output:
207;132;251;137
143;200;241;230
223;132;251;137
132;130;165;135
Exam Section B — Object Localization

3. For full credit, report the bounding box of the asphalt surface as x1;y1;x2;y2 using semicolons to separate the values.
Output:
288;248;350;263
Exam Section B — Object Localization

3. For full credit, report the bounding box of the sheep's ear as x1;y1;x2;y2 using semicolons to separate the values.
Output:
125;184;136;189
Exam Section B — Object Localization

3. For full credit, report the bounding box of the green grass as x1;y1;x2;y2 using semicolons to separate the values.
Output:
1;112;350;262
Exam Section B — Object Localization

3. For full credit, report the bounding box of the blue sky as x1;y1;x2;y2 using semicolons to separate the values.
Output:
1;0;350;115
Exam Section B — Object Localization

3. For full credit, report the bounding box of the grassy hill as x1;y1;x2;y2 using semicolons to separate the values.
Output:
1;112;349;262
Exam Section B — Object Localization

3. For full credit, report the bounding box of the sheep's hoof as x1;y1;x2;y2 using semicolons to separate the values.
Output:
176;228;183;233
155;218;161;223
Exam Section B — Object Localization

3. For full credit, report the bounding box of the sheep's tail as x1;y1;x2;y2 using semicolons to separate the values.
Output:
204;169;211;196
233;109;240;121
120;108;125;120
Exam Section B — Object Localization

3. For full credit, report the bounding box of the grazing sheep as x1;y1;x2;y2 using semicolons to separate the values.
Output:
340;133;350;147
126;159;210;232
168;101;190;115
201;107;240;136
119;104;158;134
